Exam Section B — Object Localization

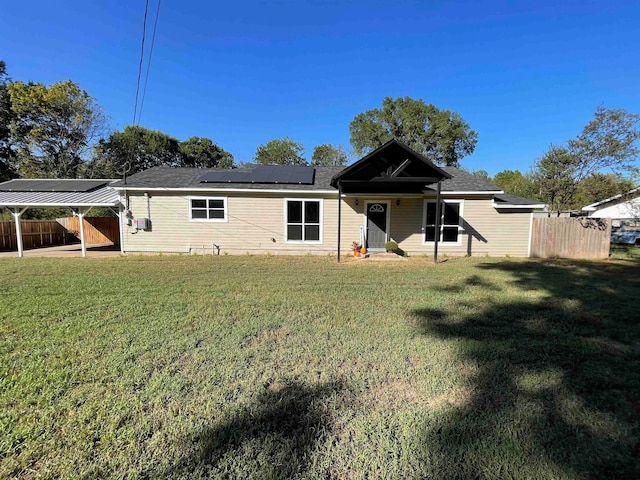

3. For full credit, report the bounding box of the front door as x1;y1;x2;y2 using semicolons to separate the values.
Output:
366;203;387;249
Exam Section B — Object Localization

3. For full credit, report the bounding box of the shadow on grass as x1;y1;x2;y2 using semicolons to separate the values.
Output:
413;259;640;479
155;380;341;479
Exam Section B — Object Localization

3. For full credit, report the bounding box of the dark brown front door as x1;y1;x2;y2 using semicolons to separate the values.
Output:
366;203;387;249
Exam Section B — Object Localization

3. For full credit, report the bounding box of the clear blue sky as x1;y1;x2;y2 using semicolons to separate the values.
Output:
2;0;639;175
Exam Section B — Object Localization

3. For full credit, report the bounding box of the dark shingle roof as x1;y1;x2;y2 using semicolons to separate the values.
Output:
494;193;545;206
110;165;540;209
424;167;503;192
111;166;345;191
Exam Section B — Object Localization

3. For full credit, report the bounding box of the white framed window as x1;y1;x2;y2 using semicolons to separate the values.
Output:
285;199;322;243
423;199;463;244
189;196;228;222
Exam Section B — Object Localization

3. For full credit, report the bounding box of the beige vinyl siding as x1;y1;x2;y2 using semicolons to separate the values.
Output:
386;196;532;257
123;192;345;255
121;192;533;257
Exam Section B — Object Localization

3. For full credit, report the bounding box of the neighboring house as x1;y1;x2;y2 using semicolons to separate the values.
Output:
111;140;544;257
582;187;640;228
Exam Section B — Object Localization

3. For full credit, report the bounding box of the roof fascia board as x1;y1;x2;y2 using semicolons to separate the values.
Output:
492;202;546;209
112;186;338;194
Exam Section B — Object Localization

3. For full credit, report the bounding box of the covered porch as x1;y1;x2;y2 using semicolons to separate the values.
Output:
331;140;451;262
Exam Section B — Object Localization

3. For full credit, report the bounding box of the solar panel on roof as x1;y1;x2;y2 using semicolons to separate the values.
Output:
0;179;110;193
199;166;315;185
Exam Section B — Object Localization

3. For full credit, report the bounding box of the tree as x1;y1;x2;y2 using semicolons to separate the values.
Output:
572;173;635;210
88;125;182;178
311;144;348;166
8;80;107;178
492;169;539;199
533;145;579;213
0;61;16;181
180;136;234;169
254;138;306;165
533;106;640;212
471;170;490;180
567;106;640;180
348;96;478;166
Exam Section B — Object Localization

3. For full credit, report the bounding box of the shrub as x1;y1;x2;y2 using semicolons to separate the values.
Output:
384;241;399;252
391;247;406;257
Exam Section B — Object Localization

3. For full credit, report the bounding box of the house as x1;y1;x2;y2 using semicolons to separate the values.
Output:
111;140;544;258
582;187;640;228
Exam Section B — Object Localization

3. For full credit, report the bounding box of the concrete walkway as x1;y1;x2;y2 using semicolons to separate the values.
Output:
0;243;121;258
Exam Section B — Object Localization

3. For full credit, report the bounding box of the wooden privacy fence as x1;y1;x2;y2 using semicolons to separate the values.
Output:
0;220;68;251
531;217;611;259
57;216;120;246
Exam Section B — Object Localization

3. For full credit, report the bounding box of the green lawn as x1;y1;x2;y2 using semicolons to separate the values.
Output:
1;255;639;479
610;243;640;260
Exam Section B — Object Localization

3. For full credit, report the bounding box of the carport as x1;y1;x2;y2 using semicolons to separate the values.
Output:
0;179;121;258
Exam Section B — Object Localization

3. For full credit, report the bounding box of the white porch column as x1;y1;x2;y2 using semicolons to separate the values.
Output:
11;207;29;258
76;207;93;258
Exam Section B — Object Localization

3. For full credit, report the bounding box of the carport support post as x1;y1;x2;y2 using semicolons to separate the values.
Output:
11;207;29;258
76;207;93;258
434;181;442;264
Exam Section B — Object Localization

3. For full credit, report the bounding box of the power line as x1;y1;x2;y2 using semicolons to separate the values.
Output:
132;0;149;126
137;0;161;125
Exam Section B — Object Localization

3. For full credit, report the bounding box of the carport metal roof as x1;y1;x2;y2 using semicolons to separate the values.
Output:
0;179;119;207
0;179;121;258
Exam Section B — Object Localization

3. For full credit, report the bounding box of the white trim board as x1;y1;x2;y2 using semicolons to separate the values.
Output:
492;202;546;209
113;186;339;195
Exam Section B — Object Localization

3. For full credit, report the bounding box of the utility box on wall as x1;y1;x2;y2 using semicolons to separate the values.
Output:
135;218;152;231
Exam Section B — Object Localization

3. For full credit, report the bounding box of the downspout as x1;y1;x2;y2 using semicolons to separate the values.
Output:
337;182;342;263
434;181;442;264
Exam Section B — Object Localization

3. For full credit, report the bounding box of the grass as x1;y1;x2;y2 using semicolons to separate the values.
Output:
610;243;640;260
1;255;639;479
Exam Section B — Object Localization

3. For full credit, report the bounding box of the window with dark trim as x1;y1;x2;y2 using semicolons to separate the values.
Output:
286;200;321;242
424;200;462;243
190;197;227;221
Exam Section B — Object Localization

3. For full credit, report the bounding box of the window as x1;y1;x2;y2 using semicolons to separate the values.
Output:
286;199;321;242
189;197;227;222
424;200;463;243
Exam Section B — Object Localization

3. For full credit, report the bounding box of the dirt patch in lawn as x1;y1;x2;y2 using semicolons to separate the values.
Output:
363;379;472;412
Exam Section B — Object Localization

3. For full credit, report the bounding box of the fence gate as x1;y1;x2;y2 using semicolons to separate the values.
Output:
530;217;611;259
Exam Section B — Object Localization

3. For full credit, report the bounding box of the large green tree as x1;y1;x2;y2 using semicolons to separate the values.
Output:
492;169;539;199
180;136;234;169
349;96;478;166
88;125;182;178
311;144;348;166
533;107;640;212
254;138;306;165
533;145;580;213
0;61;16;181
89;127;236;178
8;80;107;178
